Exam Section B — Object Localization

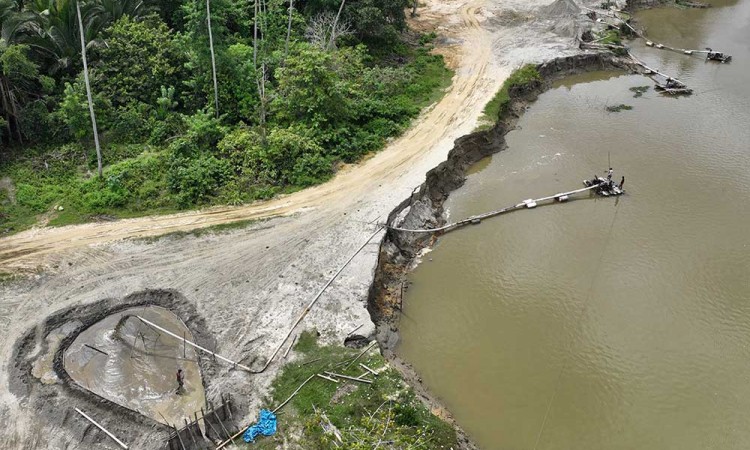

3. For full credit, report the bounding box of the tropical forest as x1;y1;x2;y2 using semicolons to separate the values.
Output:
0;0;450;233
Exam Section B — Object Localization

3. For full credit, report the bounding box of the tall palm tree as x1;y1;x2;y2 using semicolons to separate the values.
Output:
285;0;293;57
0;0;41;142
75;0;101;176
206;0;218;117
94;0;149;24
25;0;98;75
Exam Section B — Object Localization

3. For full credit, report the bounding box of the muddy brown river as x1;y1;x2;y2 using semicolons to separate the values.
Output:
398;2;750;449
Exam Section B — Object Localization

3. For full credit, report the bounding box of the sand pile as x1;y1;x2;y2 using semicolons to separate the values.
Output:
540;0;582;18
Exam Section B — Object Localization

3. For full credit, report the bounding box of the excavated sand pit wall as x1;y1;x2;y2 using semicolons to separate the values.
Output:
9;289;243;449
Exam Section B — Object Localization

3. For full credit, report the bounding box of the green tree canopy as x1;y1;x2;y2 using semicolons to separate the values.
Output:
92;15;186;108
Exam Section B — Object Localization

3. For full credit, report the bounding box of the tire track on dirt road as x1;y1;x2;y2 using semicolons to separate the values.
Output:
0;0;497;273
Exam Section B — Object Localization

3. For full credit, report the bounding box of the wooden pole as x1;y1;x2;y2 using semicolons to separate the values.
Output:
202;407;220;440
173;425;186;450
225;393;233;419
346;324;363;336
134;316;252;371
324;371;373;384
283;334;297;359
184;418;198;448
317;373;339;383
273;374;316;413
83;344;109;357
195;411;206;440
74;408;129;449
212;407;232;440
359;363;378;376
345;341;376;369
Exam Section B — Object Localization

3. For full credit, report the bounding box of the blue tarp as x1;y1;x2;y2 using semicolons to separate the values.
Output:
243;409;277;443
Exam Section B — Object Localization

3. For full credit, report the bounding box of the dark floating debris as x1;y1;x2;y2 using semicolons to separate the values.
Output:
606;104;633;112
705;48;732;63
654;78;693;96
583;176;625;197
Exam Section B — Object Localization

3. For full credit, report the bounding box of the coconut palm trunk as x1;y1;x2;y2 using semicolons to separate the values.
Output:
206;0;219;117
285;0;293;57
75;0;102;177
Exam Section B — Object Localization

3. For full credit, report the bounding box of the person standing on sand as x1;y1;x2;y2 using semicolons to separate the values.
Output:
176;368;185;395
619;176;625;190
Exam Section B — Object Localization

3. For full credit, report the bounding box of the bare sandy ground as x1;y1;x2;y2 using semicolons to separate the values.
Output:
0;1;594;447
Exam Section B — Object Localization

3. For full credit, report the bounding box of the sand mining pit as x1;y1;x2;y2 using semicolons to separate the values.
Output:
9;289;244;449
63;306;206;430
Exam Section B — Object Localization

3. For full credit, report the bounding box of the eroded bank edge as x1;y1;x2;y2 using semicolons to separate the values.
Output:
366;52;643;448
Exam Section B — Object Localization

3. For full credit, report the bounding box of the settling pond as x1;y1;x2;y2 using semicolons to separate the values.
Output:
397;2;750;449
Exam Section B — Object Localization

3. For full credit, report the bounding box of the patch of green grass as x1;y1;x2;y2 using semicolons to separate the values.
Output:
407;48;454;108
0;272;20;285
599;29;623;46
478;64;542;129
133;218;261;244
241;331;457;449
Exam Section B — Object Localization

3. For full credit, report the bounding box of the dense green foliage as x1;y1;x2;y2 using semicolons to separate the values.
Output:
478;64;542;129
248;331;457;449
0;0;451;234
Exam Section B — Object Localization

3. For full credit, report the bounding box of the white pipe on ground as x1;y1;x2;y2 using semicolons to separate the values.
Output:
74;408;129;449
134;316;253;372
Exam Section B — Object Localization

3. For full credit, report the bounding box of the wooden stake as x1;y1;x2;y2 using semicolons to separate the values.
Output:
74;408;129;449
212;407;232;440
346;324;363;336
345;341;377;369
83;344;109;357
273;374;316;413
283;334;297;359
184;418;198;448
203;407;222;441
359;363;378;376
173;424;186;450
324;372;373;385
317;373;339;383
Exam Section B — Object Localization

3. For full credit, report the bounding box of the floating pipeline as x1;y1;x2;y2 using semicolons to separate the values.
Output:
367;53;642;347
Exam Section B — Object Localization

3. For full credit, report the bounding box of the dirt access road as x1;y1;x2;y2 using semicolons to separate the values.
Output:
0;1;586;447
0;0;499;274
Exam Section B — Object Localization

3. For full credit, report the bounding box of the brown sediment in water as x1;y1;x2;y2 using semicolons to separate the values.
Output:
63;306;206;430
370;53;642;341
365;53;642;447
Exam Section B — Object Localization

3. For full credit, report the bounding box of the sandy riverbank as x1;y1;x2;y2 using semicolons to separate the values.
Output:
0;1;601;447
